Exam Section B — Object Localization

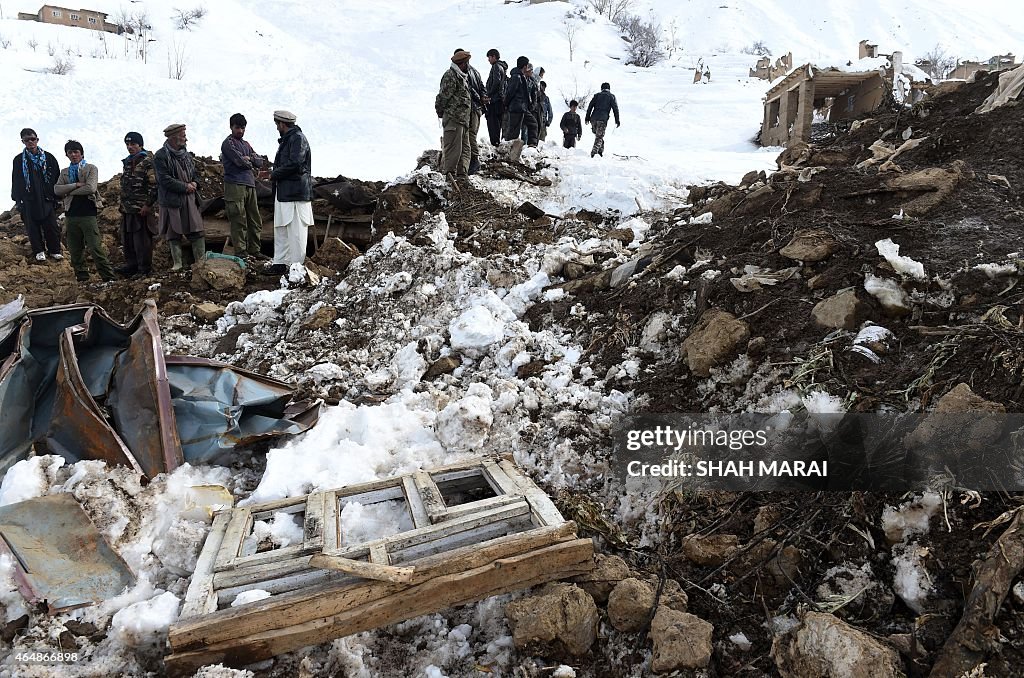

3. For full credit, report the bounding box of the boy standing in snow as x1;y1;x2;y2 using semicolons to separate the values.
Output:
585;82;621;158
221;113;266;259
11;128;62;261
54;140;114;282
504;56;538;146
266;110;313;276
560;101;583;149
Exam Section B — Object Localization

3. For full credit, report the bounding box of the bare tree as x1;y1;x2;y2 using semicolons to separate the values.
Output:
0;34;10;49
27;37;38;52
563;18;580;62
559;77;595;110
918;44;956;81
664;18;681;59
615;13;664;67
173;6;207;31
741;40;772;56
587;0;634;23
46;41;56;57
167;40;188;79
47;56;74;75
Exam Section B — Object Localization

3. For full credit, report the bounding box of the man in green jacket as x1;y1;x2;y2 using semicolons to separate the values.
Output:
54;140;114;282
435;49;472;178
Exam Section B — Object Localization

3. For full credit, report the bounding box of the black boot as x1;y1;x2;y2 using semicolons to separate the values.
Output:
468;156;481;175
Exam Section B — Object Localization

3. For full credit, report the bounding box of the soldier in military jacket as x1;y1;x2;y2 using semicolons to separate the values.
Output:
117;131;158;276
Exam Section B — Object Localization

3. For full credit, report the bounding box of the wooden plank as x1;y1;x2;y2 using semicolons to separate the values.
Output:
170;522;580;650
498;461;565;527
223;543;307;571
248;496;307;518
309;554;415;584
180;512;232;619
214;508;251;572
383;501;529;551
401;476;430;529
166;537;593;674
431;468;486;484
323;491;339;552
481;461;520;496
369;543;389;565
303;492;326;551
413;471;447;523
442;493;523;521
336;485;407;507
389;516;531;564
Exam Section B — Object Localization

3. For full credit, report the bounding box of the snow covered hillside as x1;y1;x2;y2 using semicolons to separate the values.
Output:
1;0;1020;213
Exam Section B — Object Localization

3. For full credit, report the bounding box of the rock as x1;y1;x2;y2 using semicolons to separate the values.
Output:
754;505;782;535
606;227;635;245
780;231;838;263
423;355;461;380
191;302;225;323
312;237;359;272
740;170;759;187
771;611;903;678
518;201;546;219
531;215;553;228
505;582;598;657
573;553;630;603
58;630;79;652
934;383;1005;414
681;310;751;377
64;620;101;638
811;289;864;330
562;262;590;280
516;359;547;379
682;533;739;566
815;563;895;622
1;614;28;643
608;578;656;632
650;607;714;673
657;578;689;613
747;336;767;356
301;306;338;330
191;256;246;292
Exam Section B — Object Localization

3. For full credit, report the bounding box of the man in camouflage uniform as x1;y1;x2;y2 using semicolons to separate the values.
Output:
435;49;472;177
117;131;158;276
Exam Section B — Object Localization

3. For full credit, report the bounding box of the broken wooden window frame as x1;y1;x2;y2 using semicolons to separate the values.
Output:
166;459;594;674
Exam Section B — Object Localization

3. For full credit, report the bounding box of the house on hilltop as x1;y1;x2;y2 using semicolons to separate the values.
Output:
17;5;121;33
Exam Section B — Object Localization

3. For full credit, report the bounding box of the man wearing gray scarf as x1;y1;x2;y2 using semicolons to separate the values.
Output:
153;123;205;271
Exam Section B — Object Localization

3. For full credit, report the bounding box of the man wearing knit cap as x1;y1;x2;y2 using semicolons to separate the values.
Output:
266;109;312;275
435;49;472;178
117;131;158;277
153;123;205;271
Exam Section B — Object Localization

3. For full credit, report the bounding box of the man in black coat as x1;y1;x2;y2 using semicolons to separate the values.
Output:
11;128;62;261
560;101;583;149
503;56;538;146
266;110;312;275
585;82;621;158
484;49;507;146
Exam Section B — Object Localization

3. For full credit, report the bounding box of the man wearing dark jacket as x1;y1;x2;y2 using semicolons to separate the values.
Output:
484;49;507;146
267;110;312;275
117;132;158;277
585;82;621;158
560;101;583;149
504;56;538;146
11;128;62;261
221;113;265;259
154;123;205;271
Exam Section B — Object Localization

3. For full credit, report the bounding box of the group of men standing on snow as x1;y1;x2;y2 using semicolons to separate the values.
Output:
435;48;622;177
10;110;312;282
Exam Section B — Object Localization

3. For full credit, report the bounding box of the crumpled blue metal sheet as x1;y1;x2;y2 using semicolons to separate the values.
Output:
0;301;321;480
0;493;135;613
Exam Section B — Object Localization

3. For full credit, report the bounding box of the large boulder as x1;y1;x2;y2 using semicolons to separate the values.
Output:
649;607;714;673
681;309;750;377
505;583;598;658
771;612;903;678
681;533;739;566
